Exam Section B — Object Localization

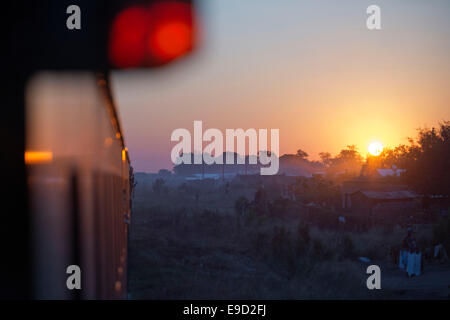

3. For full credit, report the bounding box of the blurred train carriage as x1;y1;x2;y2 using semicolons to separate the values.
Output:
3;0;197;299
26;73;133;299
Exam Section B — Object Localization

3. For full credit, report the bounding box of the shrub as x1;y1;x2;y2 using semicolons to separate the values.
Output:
313;238;327;259
297;222;310;244
271;226;296;276
152;178;167;194
234;196;249;216
433;217;450;253
341;234;355;258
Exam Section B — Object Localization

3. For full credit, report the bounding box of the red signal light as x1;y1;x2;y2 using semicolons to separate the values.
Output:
109;1;194;68
150;21;192;61
147;2;193;63
109;7;150;69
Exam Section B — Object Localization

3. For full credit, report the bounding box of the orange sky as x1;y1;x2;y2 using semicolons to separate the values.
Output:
112;0;450;172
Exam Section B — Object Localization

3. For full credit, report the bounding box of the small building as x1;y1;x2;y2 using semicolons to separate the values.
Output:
341;178;410;210
372;168;406;179
341;172;420;228
343;189;419;228
349;190;417;215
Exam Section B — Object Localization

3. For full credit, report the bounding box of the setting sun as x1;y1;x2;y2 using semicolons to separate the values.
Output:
368;141;383;156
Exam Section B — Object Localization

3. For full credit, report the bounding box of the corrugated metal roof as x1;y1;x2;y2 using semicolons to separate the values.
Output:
357;190;417;200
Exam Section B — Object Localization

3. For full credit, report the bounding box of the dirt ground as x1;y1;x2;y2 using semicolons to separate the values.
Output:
129;176;450;300
380;262;450;299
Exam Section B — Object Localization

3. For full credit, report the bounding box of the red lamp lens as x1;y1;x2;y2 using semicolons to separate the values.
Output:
109;2;194;68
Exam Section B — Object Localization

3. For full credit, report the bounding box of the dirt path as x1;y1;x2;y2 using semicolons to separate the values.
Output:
380;262;450;299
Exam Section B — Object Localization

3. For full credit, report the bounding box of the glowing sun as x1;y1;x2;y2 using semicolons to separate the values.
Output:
368;141;383;156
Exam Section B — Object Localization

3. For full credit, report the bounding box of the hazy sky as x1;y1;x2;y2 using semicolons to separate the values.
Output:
111;0;450;172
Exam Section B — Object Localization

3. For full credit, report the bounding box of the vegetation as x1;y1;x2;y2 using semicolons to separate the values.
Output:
433;218;450;254
369;121;450;196
129;171;446;299
129;121;449;299
130;194;389;299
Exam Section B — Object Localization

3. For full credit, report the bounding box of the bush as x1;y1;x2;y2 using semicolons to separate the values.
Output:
234;196;249;216
341;234;355;258
252;232;268;256
152;178;168;194
433;217;450;253
297;222;310;244
295;234;307;256
271;226;296;276
313;238;328;259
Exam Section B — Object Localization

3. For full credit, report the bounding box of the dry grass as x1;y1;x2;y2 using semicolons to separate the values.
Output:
128;186;428;299
127;175;447;299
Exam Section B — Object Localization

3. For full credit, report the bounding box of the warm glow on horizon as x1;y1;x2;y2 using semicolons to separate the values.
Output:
111;0;450;172
368;142;383;156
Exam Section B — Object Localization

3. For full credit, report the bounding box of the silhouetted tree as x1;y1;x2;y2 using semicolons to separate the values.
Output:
296;149;309;159
234;196;249;217
327;145;363;177
253;188;269;215
367;121;450;196
319;152;332;167
158;169;172;177
152;178;167;194
405;122;450;196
